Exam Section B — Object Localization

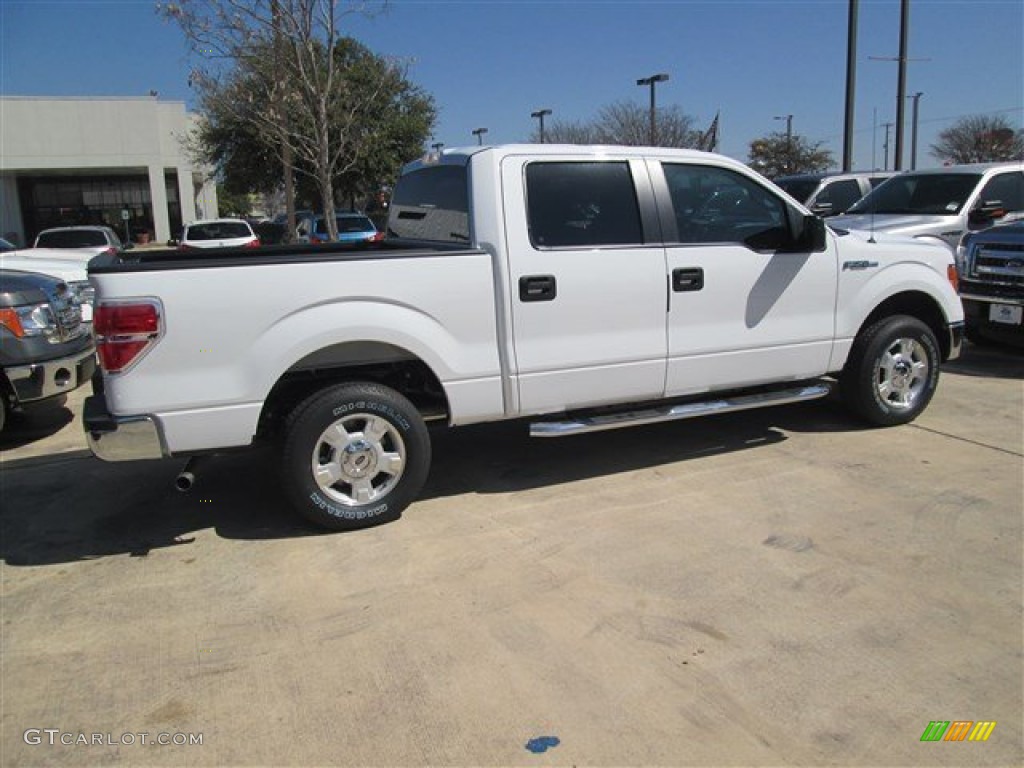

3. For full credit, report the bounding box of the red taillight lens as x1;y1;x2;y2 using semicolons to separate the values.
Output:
370;231;385;242
94;303;160;335
94;300;163;373
245;238;261;248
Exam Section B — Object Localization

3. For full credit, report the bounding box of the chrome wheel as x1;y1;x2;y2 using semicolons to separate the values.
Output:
874;336;931;411
311;413;406;507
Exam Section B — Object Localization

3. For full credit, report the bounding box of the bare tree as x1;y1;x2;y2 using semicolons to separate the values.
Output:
529;119;600;145
593;101;700;147
159;0;389;239
930;114;1024;165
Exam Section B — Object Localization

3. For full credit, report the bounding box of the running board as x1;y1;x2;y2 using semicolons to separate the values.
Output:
529;383;831;438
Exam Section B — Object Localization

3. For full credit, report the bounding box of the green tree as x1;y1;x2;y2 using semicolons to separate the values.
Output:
186;36;434;222
930;114;1024;164
748;132;833;178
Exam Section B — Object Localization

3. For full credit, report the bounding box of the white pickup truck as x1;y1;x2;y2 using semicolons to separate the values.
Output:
85;145;964;530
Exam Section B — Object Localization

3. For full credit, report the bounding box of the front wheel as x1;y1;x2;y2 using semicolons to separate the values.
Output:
281;382;431;530
840;315;941;426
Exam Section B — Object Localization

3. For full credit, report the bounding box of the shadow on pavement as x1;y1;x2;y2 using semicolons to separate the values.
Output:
0;397;74;450
0;400;868;566
944;342;1023;380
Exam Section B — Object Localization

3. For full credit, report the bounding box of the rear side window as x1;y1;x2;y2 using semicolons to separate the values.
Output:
36;229;107;248
525;162;642;248
388;165;470;243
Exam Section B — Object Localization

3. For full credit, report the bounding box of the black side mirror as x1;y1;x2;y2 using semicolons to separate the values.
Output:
969;201;1005;227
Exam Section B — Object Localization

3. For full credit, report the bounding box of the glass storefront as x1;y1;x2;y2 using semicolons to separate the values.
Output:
17;173;181;243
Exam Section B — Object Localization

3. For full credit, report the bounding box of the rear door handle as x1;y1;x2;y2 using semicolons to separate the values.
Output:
672;267;704;292
519;274;557;302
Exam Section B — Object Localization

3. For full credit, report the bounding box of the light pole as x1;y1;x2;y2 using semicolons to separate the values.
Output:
531;109;552;143
908;92;923;170
431;142;444;155
636;73;669;145
881;122;894;170
774;114;793;173
472;127;488;145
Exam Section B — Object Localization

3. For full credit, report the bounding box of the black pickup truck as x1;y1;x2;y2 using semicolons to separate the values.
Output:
958;221;1024;347
0;269;95;433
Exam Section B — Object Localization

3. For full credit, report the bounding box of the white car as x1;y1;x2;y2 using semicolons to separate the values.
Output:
0;251;94;321
33;225;126;259
179;219;260;250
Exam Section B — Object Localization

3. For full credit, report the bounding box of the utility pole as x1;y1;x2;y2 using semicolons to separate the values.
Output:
531;109;552;143
882;122;894;170
843;0;859;171
636;73;669;146
908;91;923;170
894;0;909;170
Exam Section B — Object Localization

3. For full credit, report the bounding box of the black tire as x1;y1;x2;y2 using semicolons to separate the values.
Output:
840;315;940;427
281;382;431;531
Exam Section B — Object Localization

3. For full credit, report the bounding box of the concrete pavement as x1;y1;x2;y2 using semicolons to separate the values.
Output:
1;344;1021;766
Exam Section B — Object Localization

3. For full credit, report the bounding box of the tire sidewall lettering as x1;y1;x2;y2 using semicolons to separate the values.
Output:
309;491;389;521
331;401;412;431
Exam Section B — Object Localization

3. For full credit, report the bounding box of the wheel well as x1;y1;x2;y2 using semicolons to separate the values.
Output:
859;291;952;359
257;342;449;439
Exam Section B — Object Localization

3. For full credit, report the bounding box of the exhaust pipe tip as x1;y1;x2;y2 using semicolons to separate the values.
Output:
175;471;195;492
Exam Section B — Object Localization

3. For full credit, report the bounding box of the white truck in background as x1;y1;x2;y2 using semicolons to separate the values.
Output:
84;145;964;530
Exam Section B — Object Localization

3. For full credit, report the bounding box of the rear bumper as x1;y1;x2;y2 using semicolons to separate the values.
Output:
83;394;168;461
4;347;96;405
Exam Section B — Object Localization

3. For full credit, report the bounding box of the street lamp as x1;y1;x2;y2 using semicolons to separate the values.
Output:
908;92;923;170
531;109;552;143
636;73;669;146
774;114;793;173
472;127;488;145
431;142;444;154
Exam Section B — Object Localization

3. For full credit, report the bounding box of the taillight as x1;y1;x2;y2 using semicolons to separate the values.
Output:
94;299;163;373
246;238;261;248
370;231;385;242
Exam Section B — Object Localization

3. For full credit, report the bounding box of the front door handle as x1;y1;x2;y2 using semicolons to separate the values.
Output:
672;267;704;292
519;274;557;302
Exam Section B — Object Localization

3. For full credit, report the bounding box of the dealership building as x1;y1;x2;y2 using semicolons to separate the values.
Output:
0;96;218;246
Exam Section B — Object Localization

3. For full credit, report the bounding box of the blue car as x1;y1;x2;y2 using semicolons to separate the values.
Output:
298;212;381;245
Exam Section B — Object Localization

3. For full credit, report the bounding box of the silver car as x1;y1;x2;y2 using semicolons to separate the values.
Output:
775;171;893;217
829;162;1024;251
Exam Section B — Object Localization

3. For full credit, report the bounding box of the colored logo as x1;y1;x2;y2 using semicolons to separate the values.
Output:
920;721;996;742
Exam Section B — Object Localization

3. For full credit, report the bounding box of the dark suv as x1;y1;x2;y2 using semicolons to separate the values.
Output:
957;220;1024;347
0;269;95;433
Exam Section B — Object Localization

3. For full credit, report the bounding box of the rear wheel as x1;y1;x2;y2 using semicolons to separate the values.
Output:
840;315;940;426
281;382;431;530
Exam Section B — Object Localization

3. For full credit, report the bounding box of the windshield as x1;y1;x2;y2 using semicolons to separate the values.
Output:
847;173;982;215
775;178;820;204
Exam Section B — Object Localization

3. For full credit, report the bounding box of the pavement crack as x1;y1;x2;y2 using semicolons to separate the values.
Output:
909;424;1023;458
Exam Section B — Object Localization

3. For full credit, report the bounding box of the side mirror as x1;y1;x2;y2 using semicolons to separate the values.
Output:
969;201;1005;227
811;201;834;216
782;213;827;253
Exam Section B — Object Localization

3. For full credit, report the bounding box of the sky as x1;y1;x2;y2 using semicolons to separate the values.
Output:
1;0;1022;172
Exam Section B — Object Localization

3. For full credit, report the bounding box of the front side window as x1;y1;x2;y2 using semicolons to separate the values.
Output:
816;179;863;213
662;163;787;247
525;162;643;248
975;172;1024;214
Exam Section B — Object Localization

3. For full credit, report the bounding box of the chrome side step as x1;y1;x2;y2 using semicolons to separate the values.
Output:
529;383;831;438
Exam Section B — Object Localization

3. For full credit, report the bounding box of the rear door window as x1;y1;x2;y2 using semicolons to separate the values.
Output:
524;162;643;248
